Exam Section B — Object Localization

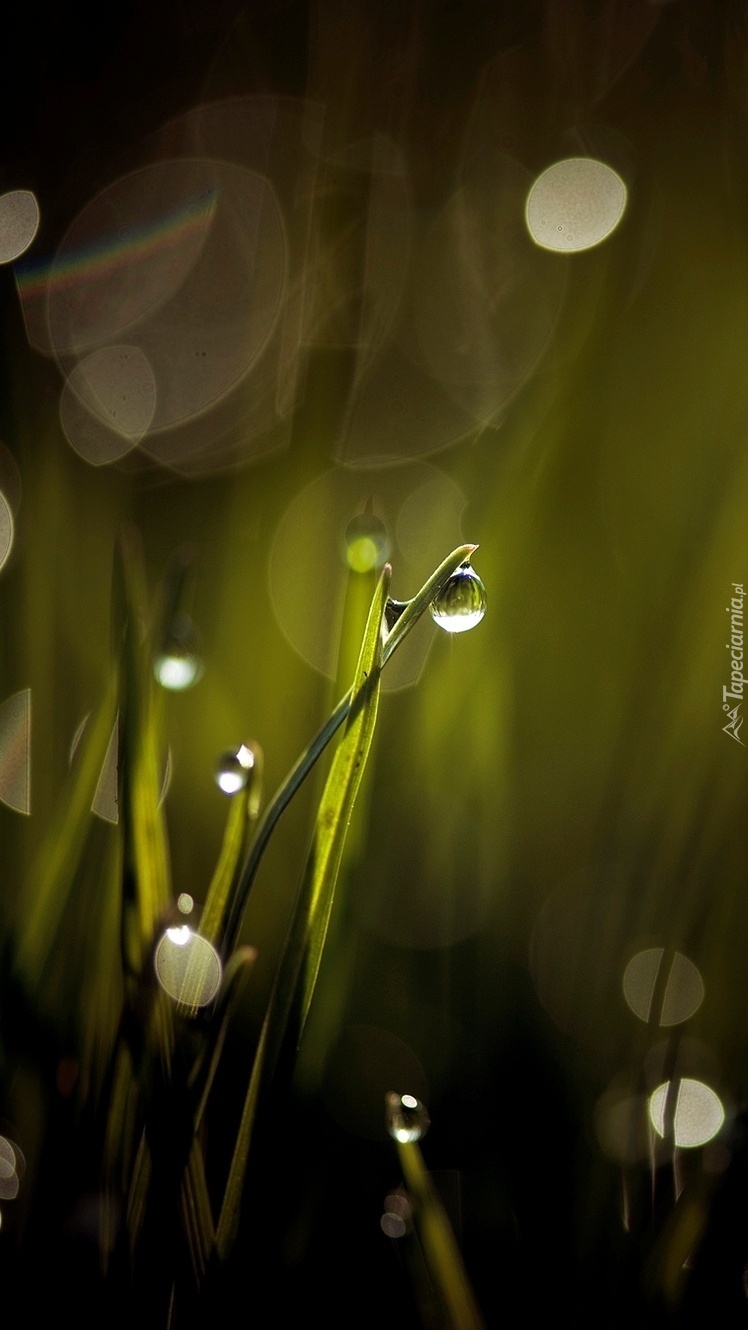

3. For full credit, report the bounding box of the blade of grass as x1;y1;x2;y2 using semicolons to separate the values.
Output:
215;564;390;1259
13;670;118;981
221;544;476;954
116;529;173;978
397;1139;486;1330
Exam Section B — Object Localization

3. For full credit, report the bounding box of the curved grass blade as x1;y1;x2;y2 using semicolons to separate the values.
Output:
215;564;390;1259
221;544;476;954
396;1138;486;1330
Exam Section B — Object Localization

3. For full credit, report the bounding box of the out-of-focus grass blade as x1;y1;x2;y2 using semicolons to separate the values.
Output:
192;946;258;1130
295;560;389;1034
215;566;390;1260
13;670;118;982
215;1006;270;1260
180;1135;215;1281
116;530;173;979
397;1139;486;1330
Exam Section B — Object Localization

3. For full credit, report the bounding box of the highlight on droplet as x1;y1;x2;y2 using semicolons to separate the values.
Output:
154;615;203;690
154;926;222;1009
0;190;40;264
385;1091;430;1143
623;948;704;1026
215;744;256;795
0;688;31;814
649;1078;725;1149
525;158;627;253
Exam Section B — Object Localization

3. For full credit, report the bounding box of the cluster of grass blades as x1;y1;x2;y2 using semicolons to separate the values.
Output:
10;528;485;1328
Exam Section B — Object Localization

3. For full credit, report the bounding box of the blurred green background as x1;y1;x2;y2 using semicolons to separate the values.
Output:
1;1;748;1325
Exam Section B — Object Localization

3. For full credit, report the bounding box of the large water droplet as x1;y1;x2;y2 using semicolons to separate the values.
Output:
153;614;203;690
429;565;486;633
154;926;222;1009
215;744;256;795
385;1091;430;1143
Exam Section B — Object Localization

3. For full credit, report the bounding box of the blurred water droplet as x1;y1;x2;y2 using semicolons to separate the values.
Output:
623;948;704;1026
0;688;31;814
215;744;255;795
345;502;390;573
380;1212;408;1238
154;615;203;690
385;1091;430;1143
649;1078;725;1149
0;189;40;264
177;893;194;914
154;927;222;1008
430;565;486;633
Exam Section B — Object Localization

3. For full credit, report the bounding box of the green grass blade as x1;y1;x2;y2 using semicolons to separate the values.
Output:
381;543;477;667
215;565;390;1260
116;529;173;975
295;560;389;1035
215;1007;270;1259
13;671;118;981
200;745;263;948
397;1139;486;1330
180;1136;215;1280
222;545;475;952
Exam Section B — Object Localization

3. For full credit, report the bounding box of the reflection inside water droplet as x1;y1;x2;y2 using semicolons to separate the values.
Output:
430;565;486;633
215;744;255;794
385;1091;430;1143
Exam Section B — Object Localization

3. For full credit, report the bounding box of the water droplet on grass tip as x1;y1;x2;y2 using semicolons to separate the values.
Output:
345;500;390;573
385;1091;430;1143
215;744;255;794
430;565;486;633
153;615;203;690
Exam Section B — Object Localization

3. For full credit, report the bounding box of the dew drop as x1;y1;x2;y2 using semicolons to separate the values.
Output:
385;1091;430;1143
345;500;390;573
215;744;255;795
430;565;486;634
153;614;203;690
